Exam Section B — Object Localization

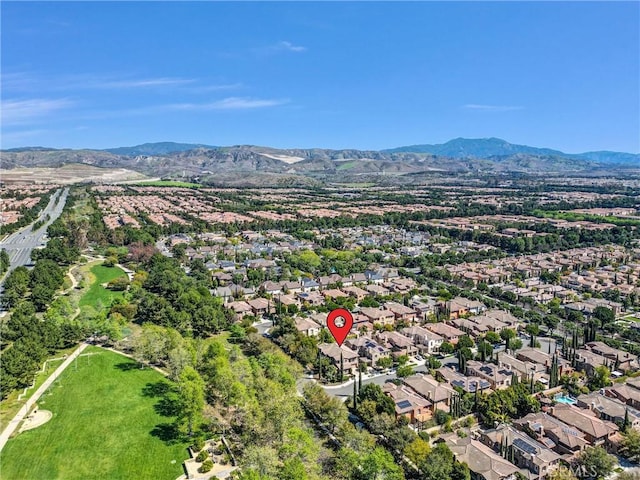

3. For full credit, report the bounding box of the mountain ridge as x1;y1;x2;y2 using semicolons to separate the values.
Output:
383;137;639;165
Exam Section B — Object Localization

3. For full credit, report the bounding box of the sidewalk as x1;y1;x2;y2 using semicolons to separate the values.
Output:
0;342;88;452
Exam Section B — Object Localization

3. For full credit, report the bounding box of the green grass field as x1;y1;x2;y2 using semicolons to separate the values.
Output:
0;347;190;480
79;264;127;308
0;352;70;431
134;180;201;188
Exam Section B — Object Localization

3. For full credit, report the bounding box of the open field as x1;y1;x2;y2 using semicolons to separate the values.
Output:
0;164;147;185
134;180;202;188
0;347;190;480
79;264;127;309
0;350;73;432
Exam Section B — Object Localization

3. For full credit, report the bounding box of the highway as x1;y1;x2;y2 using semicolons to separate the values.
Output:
0;188;69;281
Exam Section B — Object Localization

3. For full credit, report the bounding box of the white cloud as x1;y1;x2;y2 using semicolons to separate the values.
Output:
255;41;307;55
168;97;289;111
1;98;74;125
277;41;307;53
96;77;196;88
463;104;523;112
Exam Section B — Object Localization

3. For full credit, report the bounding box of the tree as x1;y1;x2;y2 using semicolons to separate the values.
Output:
456;335;474;350
620;428;640;460
500;328;517;350
404;437;431;466
397;365;414;378
440;342;455;355
588;366;611;391
575;446;617;480
485;331;501;344
477;341;493;362
177;366;205;436
594;306;615;325
417;443;454;480
510;338;524;352
376;356;393;370
356;447;405;480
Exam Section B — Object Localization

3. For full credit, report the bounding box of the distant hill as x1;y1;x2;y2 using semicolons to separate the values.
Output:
104;142;217;156
1;138;636;184
385;137;639;165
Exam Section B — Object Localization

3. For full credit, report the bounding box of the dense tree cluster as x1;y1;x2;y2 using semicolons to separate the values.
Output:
132;255;229;337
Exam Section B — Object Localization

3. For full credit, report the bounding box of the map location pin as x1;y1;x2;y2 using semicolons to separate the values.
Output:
326;308;354;346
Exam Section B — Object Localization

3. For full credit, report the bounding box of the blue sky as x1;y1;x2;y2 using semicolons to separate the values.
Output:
2;1;639;153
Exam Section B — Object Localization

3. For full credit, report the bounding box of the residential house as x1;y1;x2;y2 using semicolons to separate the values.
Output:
550;404;619;447
426;322;465;345
296;291;325;307
401;325;444;354
247;298;273;318
384;301;418;324
479;425;561;480
444;297;487;319
345;337;391;367
318;274;343;289
574;349;609;377
402;373;456;411
318;343;359;375
322;288;349;300
295;317;322;337
436;366;492;394
360;307;395;327
514;412;589;457
376;331;418;358
605;383;640;411
576;392;640;429
446;435;520;480
365;284;390;296
466;360;514;390
382;383;433;423
342;285;369;302
584;342;637;372
498;352;548;385
301;278;320;292
227;301;253;320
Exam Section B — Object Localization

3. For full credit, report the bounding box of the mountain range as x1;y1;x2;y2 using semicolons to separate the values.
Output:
383;137;639;165
2;138;637;184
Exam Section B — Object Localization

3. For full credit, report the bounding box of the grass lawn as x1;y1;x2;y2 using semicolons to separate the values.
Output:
79;264;127;308
0;347;190;480
0;351;71;431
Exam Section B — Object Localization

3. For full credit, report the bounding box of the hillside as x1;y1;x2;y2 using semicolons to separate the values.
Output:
1;139;636;184
385;137;639;165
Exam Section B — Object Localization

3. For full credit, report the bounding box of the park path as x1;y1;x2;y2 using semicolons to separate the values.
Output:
0;342;89;452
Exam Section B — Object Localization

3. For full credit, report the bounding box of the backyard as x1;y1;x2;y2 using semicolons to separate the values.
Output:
0;347;190;480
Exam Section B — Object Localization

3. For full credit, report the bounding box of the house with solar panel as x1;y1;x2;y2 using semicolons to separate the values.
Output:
445;434;520;480
479;425;562;479
550;404;619;448
436;365;492;394
465;360;514;390
514;412;590;459
382;382;432;424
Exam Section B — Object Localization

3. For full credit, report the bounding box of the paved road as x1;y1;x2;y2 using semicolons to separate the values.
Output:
321;355;459;398
0;342;88;452
0;188;69;276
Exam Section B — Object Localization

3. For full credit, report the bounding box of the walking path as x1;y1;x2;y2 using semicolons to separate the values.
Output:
0;342;88;452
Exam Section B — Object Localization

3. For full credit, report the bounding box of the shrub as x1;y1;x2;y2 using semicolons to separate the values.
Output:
192;437;205;452
198;459;213;473
434;409;451;425
457;429;467;438
195;451;208;462
213;445;225;455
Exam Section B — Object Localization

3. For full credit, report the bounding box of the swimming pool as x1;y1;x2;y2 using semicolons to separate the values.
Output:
554;393;577;405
